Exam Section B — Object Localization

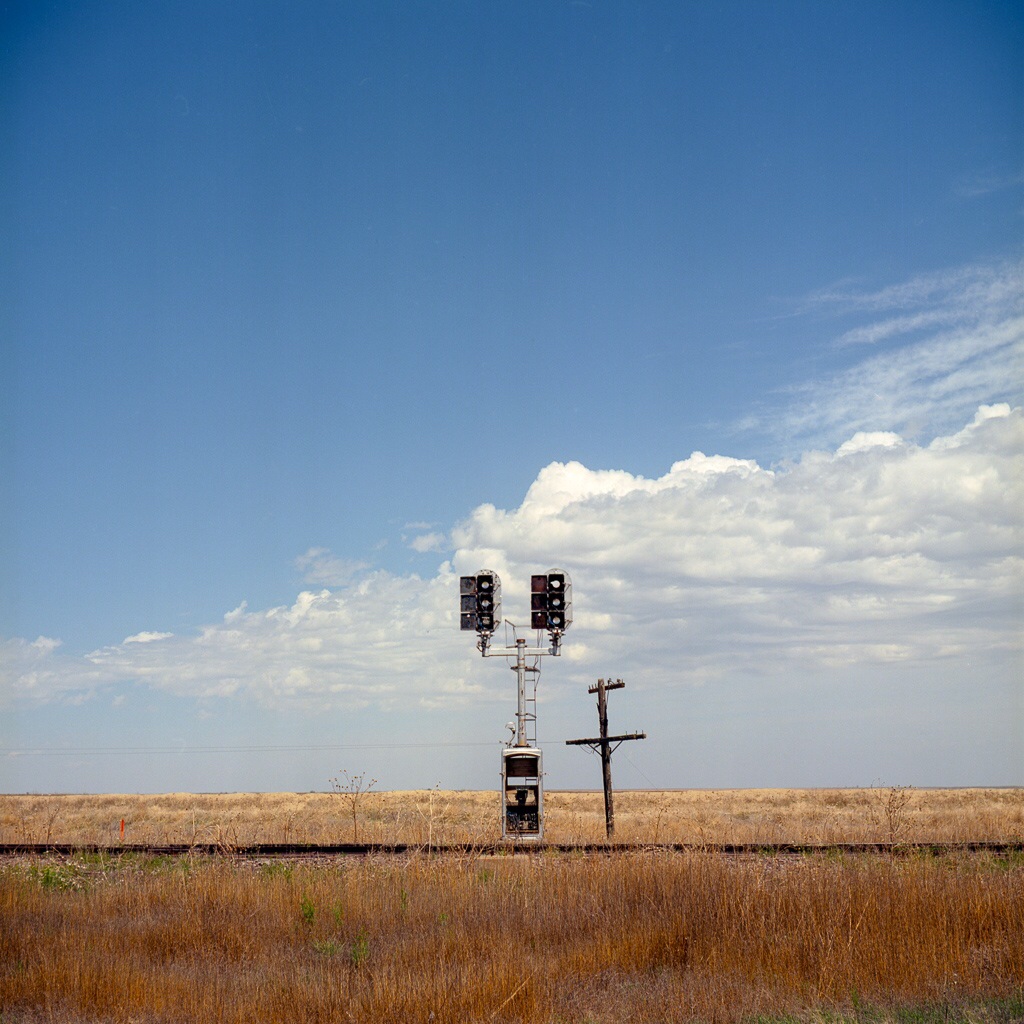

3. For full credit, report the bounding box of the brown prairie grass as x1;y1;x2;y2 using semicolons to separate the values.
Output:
1;849;1022;1023
1;787;1022;847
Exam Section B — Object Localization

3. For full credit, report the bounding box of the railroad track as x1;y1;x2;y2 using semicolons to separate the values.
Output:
1;841;1021;858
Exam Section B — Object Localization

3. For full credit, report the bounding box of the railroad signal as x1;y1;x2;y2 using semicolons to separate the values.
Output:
460;570;502;633
459;565;572;843
530;569;572;632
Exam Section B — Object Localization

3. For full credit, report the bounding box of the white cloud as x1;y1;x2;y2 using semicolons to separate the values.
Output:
7;571;487;712
4;405;1020;717
457;404;1021;676
407;531;447;553
835;432;903;456
803;260;1023;319
2;635;105;705
955;168;1024;198
294;547;371;586
763;259;1024;449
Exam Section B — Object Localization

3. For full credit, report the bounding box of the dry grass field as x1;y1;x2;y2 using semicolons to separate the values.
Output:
1;789;1022;1023
2;786;1022;847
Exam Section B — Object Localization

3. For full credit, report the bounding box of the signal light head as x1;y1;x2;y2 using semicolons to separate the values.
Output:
530;569;572;633
458;569;502;632
461;569;570;634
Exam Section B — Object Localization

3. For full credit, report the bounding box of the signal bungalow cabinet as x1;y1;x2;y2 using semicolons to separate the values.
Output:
501;747;543;840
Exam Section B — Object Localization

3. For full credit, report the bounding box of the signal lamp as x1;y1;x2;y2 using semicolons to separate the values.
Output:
530;569;572;632
459;569;502;632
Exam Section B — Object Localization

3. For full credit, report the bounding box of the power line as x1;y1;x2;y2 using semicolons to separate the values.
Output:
1;741;498;757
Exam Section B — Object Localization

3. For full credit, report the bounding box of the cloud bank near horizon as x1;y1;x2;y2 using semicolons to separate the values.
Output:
6;402;1021;714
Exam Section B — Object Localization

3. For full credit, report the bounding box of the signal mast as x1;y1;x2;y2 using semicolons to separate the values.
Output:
460;569;572;840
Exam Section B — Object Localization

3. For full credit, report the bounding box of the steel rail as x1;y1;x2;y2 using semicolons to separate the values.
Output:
1;841;1021;858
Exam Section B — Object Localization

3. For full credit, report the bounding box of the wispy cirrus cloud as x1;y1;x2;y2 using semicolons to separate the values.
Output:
955;168;1024;199
800;260;1022;319
294;548;371;587
748;259;1024;450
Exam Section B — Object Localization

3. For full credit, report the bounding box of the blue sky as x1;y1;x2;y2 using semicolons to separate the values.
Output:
2;2;1022;794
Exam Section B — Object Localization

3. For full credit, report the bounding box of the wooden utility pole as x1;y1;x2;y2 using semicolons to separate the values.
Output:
566;678;646;838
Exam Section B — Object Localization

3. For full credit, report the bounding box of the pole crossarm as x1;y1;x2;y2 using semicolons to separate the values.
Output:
566;732;647;747
482;646;554;658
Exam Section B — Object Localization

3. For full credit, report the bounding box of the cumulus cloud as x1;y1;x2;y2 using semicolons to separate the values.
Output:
123;631;174;644
3;405;1020;713
47;571;486;712
2;636;106;705
454;404;1022;680
407;531;447;554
